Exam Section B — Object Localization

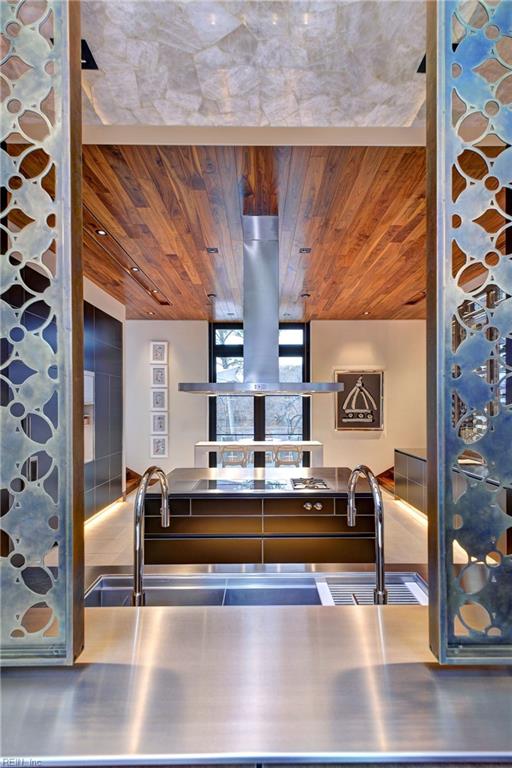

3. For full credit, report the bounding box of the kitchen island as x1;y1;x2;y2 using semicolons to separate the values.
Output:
145;467;376;565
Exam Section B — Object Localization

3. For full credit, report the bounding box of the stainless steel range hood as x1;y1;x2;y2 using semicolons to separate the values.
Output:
179;215;343;396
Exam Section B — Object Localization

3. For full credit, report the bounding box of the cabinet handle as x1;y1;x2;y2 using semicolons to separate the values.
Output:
303;502;313;511
313;502;323;511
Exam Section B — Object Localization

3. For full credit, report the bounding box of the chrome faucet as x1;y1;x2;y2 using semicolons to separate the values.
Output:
347;464;387;605
133;466;170;606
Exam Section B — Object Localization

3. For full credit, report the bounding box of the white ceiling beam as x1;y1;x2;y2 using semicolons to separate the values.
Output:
82;124;426;147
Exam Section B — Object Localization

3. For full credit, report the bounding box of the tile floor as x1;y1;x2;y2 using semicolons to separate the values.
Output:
84;489;441;567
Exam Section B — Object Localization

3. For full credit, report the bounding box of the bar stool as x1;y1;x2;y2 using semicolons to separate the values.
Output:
220;446;249;468
273;445;303;468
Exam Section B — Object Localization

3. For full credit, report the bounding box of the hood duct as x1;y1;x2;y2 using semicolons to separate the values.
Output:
179;215;344;396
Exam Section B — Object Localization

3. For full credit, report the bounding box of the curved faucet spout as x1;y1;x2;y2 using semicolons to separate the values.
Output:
347;464;387;605
133;466;170;607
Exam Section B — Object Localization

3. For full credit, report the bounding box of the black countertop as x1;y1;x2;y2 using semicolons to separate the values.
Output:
147;467;372;498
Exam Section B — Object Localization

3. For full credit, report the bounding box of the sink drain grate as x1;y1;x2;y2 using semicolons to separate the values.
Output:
323;579;427;606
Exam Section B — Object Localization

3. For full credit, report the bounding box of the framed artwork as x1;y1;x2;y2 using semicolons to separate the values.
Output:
150;364;168;388
150;412;168;435
150;341;168;364
150;435;168;459
150;388;168;411
334;370;384;431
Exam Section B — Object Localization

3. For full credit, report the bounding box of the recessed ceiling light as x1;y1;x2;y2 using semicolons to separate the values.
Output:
151;289;158;294
299;247;311;254
206;247;219;254
363;311;370;316
207;293;217;300
148;311;155;316
95;229;107;236
130;266;139;272
301;292;311;299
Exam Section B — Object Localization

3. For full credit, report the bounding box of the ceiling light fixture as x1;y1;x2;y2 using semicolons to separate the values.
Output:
95;228;107;236
130;266;139;272
299;247;311;254
363;311;370;316
301;292;311;299
206;247;219;254
151;289;158;294
207;293;217;301
148;311;155;316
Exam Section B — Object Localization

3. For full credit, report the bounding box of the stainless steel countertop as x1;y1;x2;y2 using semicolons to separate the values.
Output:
2;605;511;764
148;467;372;497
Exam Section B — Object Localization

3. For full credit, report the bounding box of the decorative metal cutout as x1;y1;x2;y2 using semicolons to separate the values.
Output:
1;0;80;663
433;0;512;662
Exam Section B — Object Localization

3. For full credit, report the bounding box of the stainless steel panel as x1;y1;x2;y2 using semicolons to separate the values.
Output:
178;381;343;395
407;455;426;486
242;215;279;384
2;605;512;764
428;0;512;662
394;451;408;477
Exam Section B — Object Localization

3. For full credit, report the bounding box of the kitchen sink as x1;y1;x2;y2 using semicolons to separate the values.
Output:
85;572;428;607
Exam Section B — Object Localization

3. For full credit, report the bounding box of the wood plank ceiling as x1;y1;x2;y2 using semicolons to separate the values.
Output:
82;145;426;320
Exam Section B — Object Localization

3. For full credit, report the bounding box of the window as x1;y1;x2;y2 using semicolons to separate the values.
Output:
209;323;310;466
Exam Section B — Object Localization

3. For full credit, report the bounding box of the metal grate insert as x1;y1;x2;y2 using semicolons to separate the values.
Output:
325;579;427;606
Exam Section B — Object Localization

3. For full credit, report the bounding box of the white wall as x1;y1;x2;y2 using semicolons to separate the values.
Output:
83;277;126;324
311;320;426;474
125;321;208;474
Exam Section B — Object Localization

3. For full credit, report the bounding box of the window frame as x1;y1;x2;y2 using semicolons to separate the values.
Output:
208;322;311;467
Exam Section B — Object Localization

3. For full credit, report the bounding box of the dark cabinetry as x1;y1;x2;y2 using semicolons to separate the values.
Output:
84;302;123;520
144;495;376;565
394;449;426;513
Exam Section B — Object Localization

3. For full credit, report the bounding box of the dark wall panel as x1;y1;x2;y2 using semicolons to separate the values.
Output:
84;301;123;520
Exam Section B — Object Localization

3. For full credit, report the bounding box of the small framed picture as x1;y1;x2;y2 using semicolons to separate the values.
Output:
150;388;168;411
150;341;168;364
150;364;168;388
150;412;168;435
150;435;168;459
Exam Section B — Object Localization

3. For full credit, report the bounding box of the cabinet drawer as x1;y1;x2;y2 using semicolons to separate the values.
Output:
264;538;375;564
394;451;408;477
407;455;426;486
265;515;375;535
394;472;407;501
145;498;189;517
191;499;262;516
335;497;374;515
145;538;261;564
145;516;262;536
264;497;334;516
407;480;425;513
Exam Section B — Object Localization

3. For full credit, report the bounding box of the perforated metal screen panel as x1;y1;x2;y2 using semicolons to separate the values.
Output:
0;0;82;664
429;0;512;663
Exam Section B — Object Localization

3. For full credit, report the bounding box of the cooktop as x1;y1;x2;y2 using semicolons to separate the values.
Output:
291;477;330;490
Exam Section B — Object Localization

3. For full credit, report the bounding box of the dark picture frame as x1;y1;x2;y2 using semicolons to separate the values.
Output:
334;370;384;431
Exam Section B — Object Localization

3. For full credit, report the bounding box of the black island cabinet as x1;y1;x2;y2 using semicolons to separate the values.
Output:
145;467;376;565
